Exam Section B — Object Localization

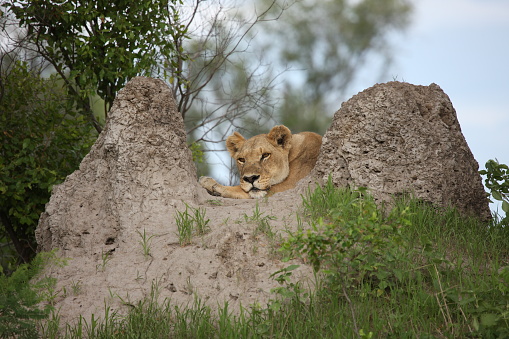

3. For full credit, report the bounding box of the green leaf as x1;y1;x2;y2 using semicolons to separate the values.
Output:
502;200;509;214
285;264;300;272
22;138;30;150
480;313;499;327
472;317;480;331
492;190;503;201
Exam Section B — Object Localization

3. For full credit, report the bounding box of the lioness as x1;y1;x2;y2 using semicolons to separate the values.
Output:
199;125;322;199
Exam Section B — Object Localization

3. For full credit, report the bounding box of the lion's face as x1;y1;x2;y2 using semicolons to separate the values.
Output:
226;126;292;199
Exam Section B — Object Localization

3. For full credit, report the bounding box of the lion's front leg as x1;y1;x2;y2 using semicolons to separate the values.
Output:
199;176;251;199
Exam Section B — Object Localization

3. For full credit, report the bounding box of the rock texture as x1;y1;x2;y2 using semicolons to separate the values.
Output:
37;77;199;254
309;81;490;219
35;77;311;328
35;79;490;329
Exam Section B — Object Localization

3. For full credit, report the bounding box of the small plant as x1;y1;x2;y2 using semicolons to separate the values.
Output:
96;250;112;272
38;276;59;306
244;203;277;237
175;205;196;246
268;264;305;312
175;203;211;246
137;229;156;258
193;206;211;235
480;159;509;225
243;203;280;257
70;280;82;295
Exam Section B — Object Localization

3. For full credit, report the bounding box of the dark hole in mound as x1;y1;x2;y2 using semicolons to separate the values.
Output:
105;237;115;245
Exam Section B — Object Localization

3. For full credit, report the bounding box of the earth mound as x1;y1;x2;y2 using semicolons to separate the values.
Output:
307;81;490;219
36;77;311;327
35;79;490;328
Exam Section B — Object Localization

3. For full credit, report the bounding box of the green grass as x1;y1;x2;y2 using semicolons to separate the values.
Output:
243;203;281;258
8;180;509;338
175;203;211;246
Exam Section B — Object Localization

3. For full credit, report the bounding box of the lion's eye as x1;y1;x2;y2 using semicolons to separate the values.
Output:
261;153;270;160
237;158;245;164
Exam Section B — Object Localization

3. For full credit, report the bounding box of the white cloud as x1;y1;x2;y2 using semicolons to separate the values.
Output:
413;0;509;32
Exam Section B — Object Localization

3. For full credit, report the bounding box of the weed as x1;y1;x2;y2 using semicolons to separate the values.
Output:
285;179;411;296
174;203;211;246
175;205;195;246
70;280;82;295
136;229;156;258
193;206;211;235
96;250;112;272
38;276;59;306
243;202;281;257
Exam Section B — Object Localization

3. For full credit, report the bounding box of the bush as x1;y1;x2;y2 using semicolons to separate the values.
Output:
0;252;59;338
283;179;411;296
0;61;96;267
480;159;509;225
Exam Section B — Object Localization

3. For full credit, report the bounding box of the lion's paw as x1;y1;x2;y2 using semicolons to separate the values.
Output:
199;176;221;196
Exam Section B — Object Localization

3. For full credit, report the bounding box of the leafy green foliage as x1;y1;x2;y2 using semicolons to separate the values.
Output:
5;0;187;129
284;179;411;295
0;251;59;338
0;61;95;265
480;159;509;225
189;142;204;164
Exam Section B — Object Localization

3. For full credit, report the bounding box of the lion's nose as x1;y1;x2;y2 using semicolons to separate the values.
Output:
243;175;260;184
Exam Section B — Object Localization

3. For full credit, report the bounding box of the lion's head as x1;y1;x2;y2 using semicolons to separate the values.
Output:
226;125;292;199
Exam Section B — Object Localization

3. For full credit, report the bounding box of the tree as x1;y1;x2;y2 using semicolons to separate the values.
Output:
167;1;284;137
162;0;288;182
259;0;412;134
4;0;186;133
0;60;95;266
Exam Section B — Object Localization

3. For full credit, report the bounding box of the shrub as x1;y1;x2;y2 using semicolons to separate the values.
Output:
0;252;58;338
283;179;411;296
0;61;96;266
480;159;509;225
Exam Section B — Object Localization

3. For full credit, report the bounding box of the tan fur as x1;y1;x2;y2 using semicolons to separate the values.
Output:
199;125;322;199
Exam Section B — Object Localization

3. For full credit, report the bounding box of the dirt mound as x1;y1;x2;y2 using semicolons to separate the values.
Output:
35;79;489;328
306;82;490;219
35;77;311;327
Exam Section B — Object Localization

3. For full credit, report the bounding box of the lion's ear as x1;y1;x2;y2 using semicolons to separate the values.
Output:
226;132;246;157
267;125;292;149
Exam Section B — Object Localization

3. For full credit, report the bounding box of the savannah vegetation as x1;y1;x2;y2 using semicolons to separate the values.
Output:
2;179;509;338
1;0;508;337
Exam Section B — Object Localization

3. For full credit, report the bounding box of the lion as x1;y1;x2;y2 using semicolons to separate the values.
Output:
199;125;322;199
